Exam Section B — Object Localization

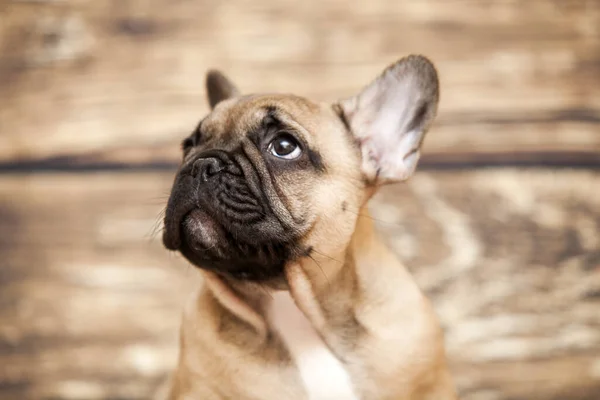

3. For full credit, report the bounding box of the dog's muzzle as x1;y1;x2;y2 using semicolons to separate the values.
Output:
162;148;302;281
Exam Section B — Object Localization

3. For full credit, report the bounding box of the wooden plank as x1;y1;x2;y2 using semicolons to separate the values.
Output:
0;169;598;399
0;0;598;165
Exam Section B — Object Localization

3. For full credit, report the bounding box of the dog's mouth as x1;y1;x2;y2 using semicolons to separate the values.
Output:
181;208;224;255
172;207;301;281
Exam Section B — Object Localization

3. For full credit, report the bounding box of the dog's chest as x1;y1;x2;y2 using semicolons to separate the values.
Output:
266;292;358;400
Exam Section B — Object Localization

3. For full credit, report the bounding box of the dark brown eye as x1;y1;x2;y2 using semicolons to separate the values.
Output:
268;134;301;160
183;120;204;153
182;137;194;151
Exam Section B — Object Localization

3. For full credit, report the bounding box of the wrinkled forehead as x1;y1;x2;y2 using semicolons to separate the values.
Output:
201;94;323;141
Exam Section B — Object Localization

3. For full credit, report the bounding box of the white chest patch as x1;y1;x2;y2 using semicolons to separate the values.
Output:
266;292;358;400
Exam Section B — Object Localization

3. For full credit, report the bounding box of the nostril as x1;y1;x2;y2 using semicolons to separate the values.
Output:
192;157;224;181
205;162;223;177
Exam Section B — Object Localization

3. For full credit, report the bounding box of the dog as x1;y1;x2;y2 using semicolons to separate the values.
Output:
160;55;457;400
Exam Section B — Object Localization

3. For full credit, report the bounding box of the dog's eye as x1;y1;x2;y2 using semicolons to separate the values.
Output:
182;137;195;151
268;134;302;160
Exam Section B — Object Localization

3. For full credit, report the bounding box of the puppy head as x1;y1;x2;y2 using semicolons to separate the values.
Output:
162;56;439;282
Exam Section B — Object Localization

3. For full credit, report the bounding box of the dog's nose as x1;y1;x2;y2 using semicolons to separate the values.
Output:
192;157;224;181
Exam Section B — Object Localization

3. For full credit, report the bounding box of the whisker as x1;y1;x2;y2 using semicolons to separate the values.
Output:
311;248;344;264
257;282;273;299
308;254;329;285
147;207;167;241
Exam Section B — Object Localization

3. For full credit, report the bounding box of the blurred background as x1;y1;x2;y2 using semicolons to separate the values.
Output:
0;0;599;399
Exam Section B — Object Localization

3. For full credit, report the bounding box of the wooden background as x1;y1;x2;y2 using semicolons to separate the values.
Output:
0;0;599;399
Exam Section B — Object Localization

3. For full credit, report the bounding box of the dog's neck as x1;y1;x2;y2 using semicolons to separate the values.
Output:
201;204;420;343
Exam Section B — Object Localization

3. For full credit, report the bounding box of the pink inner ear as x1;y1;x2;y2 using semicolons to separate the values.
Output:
361;130;422;183
341;57;438;183
359;82;426;181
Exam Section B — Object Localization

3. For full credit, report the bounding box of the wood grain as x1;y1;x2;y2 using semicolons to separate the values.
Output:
1;1;599;398
0;169;598;399
1;0;599;166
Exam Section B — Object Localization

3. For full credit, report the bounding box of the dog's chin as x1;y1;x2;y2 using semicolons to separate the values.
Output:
182;209;225;251
177;209;290;282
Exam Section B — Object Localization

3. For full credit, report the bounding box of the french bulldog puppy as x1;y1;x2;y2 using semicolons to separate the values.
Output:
161;55;457;400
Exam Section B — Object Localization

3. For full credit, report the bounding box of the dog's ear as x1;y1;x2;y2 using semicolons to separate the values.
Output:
337;55;439;184
206;70;240;109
